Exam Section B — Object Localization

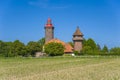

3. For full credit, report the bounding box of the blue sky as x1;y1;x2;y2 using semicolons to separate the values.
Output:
0;0;120;48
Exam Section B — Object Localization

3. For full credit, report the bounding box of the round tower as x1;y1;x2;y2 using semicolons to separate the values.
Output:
45;18;54;43
73;26;83;52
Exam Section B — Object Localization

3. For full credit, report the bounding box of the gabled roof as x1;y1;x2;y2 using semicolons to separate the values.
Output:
64;43;73;53
46;38;73;53
73;27;83;36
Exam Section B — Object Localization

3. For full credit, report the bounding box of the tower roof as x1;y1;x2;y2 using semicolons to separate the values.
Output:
45;18;53;27
73;26;83;36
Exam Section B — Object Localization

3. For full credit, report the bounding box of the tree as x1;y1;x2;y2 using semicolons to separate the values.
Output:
81;46;93;55
38;38;45;46
0;40;6;56
83;38;87;46
44;42;64;56
27;41;42;56
110;47;120;55
96;44;101;51
3;42;13;57
0;41;14;57
38;38;45;51
86;38;97;50
11;40;26;57
81;38;98;55
102;45;109;53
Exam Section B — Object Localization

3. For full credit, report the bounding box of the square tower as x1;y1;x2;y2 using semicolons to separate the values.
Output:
45;18;54;43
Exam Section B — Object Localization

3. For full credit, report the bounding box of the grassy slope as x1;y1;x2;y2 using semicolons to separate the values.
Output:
0;56;120;80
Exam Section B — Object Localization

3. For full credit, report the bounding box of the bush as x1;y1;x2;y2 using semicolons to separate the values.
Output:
44;42;64;56
74;51;79;55
63;54;72;57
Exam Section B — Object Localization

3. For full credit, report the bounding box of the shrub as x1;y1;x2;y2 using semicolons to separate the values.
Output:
74;51;79;55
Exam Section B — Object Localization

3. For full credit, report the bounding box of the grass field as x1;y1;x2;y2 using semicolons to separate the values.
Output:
0;56;120;80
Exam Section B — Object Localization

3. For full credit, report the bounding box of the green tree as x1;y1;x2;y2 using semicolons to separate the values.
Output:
96;44;101;51
38;38;45;46
81;46;93;55
81;38;98;55
0;41;14;57
86;38;97;50
27;41;42;56
37;38;45;52
0;40;6;56
11;40;26;57
83;38;87;46
4;42;13;57
110;47;120;55
44;42;64;56
102;45;109;53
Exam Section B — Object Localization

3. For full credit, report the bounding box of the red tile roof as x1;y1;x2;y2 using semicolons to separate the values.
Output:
64;43;73;53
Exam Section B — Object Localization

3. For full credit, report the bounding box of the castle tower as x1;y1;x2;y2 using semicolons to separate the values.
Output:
45;18;54;43
73;27;83;52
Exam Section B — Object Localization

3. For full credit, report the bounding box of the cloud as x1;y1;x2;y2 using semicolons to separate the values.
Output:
28;0;70;9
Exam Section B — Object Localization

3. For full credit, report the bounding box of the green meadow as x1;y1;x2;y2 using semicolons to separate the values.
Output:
0;56;120;80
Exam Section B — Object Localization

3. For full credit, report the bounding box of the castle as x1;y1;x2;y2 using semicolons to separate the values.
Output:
45;18;83;53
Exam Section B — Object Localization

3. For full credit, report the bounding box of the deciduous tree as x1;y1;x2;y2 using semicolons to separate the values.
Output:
27;41;42;56
44;42;64;56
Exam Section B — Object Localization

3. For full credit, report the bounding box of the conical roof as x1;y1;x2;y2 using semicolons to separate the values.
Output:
73;27;83;36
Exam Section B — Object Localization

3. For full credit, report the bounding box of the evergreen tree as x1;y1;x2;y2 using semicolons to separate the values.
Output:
86;38;97;50
102;45;109;53
96;44;101;51
82;38;98;55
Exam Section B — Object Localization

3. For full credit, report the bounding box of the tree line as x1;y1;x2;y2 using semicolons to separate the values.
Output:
0;38;120;57
0;38;45;57
80;38;120;55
